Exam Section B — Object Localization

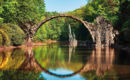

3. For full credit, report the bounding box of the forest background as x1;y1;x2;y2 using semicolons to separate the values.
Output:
0;0;129;46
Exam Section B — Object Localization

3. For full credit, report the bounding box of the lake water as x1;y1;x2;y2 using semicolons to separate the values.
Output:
0;43;130;80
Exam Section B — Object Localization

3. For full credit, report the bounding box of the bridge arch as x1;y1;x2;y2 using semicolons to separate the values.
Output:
31;14;94;42
30;15;117;47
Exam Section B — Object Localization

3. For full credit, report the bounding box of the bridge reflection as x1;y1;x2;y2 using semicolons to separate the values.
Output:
18;46;115;77
81;47;115;76
0;46;130;79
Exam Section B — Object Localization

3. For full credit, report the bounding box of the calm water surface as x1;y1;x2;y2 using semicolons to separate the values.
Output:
0;43;130;80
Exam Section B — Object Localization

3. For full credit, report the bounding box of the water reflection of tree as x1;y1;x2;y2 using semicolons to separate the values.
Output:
0;49;25;70
0;70;41;80
33;44;84;70
33;45;65;68
0;49;42;80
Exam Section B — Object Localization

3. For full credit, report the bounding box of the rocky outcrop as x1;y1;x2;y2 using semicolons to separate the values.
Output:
90;16;118;47
85;16;118;47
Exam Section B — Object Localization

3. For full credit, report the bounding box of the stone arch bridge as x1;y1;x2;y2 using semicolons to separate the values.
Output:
28;14;118;47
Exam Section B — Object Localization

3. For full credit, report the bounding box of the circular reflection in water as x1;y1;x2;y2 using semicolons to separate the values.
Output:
34;58;85;77
33;44;88;77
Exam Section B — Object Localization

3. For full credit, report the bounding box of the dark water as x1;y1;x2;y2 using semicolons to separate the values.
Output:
0;43;130;80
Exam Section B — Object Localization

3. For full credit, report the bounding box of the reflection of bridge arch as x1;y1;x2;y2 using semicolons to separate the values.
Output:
20;47;115;77
20;47;86;77
81;47;115;76
34;58;85;77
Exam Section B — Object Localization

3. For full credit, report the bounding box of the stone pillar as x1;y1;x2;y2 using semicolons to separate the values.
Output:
95;30;101;47
25;29;34;47
109;26;115;46
94;16;116;47
95;17;102;47
105;29;110;46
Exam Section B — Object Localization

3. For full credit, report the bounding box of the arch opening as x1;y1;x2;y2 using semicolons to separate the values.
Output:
32;15;94;43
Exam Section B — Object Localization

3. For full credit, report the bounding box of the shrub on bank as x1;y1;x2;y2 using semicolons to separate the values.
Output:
0;24;25;46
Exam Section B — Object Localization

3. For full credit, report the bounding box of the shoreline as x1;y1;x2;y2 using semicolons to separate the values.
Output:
0;45;25;52
0;42;130;53
0;41;58;51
